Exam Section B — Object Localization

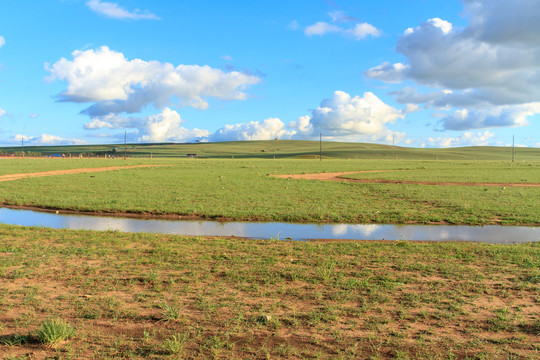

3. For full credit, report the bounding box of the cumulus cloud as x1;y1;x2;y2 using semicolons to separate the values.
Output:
79;91;408;144
365;0;540;130
138;108;209;142
0;36;5;48
14;134;86;145
427;131;495;147
85;108;209;143
211;118;294;142
345;23;381;40
289;91;406;143
86;0;159;20
439;104;540;130
0;107;6;117
305;12;380;40
46;46;261;117
305;22;342;36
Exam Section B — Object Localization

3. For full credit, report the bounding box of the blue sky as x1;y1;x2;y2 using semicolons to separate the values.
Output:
0;0;539;148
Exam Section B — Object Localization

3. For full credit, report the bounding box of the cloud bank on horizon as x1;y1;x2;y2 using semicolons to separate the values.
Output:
2;0;539;147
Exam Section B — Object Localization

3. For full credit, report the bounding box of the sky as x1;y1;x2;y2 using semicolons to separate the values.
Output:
0;0;539;148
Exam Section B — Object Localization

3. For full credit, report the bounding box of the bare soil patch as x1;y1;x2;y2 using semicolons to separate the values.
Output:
0;226;538;359
0;164;166;182
274;170;540;187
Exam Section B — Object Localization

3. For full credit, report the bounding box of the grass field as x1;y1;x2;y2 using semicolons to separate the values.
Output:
0;158;538;225
0;225;538;359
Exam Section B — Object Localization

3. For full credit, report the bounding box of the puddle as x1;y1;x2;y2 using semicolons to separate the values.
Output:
0;207;538;244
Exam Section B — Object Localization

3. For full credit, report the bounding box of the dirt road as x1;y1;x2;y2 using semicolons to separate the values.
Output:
274;171;540;187
0;165;165;182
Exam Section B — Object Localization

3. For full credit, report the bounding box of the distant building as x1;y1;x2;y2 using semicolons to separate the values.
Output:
187;154;197;158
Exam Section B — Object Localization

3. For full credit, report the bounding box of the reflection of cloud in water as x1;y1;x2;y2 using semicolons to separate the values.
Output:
331;224;380;237
64;216;251;237
439;230;450;240
1;208;538;244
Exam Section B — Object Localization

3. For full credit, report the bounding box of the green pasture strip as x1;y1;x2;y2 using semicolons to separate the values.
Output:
0;159;538;224
0;225;538;359
341;161;540;183
2;140;539;160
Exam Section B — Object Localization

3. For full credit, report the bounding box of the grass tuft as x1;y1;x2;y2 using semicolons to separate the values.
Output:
37;318;76;346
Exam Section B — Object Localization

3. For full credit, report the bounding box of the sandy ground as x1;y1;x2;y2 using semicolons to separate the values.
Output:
274;170;540;187
0;165;165;182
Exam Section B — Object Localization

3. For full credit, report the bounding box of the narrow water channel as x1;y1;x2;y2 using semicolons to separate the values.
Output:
0;208;538;244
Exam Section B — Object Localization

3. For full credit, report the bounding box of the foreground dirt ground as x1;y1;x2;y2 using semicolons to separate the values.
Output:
0;225;538;359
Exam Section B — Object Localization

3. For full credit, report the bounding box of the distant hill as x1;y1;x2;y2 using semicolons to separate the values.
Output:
1;140;538;161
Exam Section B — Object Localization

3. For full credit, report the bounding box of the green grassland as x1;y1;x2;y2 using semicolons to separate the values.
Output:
2;140;539;160
0;143;538;360
0;158;538;225
0;225;538;359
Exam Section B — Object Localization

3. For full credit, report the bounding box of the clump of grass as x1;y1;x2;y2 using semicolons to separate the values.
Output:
37;318;76;345
161;303;182;320
162;332;189;355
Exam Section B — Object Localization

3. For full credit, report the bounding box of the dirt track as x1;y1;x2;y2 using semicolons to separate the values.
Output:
0;165;164;182
274;171;540;187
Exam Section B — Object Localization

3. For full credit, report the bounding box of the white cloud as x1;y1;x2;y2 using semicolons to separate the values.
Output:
365;0;540;130
0;36;5;48
84;114;124;130
79;91;408;144
305;22;342;36
85;108;209;143
86;0;159;20
14;134;29;142
439;103;540;130
345;23;381;40
138;108;209;142
365;62;409;83
46;46;261;117
0;107;5;117
211;118;294;142
221;55;233;62
289;91;406;143
427;131;494;147
305;12;380;40
28;113;39;118
14;134;86;145
403;104;420;114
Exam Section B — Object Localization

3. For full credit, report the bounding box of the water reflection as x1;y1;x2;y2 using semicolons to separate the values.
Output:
0;207;538;244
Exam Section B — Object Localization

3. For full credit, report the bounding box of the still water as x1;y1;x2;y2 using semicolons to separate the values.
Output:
0;207;538;244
